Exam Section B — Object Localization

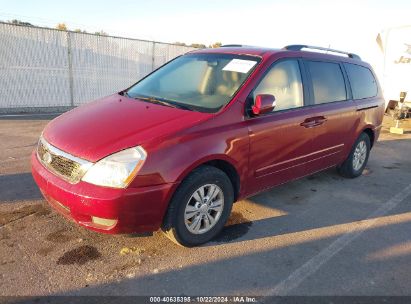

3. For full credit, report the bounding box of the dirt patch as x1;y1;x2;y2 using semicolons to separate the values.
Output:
214;212;253;243
226;211;250;226
362;167;373;176
144;247;161;258
37;246;55;257
46;229;75;243
15;225;26;231
0;229;11;240
120;246;144;255
57;245;102;265
34;206;51;217
0;204;50;226
113;259;143;272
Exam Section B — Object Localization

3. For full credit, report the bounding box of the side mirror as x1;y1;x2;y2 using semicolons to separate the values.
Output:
252;94;276;116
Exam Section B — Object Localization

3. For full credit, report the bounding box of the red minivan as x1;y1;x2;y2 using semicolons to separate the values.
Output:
32;45;384;246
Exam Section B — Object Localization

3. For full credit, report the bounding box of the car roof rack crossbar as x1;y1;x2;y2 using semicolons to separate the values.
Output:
284;45;361;60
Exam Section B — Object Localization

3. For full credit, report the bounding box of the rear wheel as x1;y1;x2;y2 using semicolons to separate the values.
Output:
162;166;234;247
338;132;371;178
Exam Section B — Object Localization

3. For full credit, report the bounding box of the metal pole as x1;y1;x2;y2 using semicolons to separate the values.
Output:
151;41;156;71
66;31;74;107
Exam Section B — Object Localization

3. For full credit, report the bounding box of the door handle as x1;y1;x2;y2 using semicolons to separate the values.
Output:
300;116;327;128
315;117;327;124
300;120;318;128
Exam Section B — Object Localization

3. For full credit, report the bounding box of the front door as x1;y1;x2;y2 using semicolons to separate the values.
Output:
245;59;318;195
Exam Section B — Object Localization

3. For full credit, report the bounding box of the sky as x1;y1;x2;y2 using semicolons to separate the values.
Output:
0;0;410;73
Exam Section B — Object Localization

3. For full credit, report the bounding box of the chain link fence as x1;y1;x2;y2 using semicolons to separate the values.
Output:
0;22;195;113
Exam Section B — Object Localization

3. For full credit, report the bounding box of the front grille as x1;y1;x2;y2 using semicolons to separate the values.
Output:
37;138;91;184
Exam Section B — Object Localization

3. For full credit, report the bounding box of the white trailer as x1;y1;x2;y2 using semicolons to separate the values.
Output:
377;25;411;112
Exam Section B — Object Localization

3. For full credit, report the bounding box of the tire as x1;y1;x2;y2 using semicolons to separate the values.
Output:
337;132;371;178
162;165;234;247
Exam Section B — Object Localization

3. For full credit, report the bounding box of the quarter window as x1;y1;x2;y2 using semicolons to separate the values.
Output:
253;60;303;112
344;63;378;99
306;61;347;104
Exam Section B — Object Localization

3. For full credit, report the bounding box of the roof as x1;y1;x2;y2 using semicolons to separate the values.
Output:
189;45;366;64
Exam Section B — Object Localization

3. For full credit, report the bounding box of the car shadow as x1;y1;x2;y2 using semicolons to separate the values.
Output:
206;169;343;245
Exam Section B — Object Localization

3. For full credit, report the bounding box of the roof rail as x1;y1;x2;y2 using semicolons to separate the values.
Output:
284;45;361;60
221;44;244;47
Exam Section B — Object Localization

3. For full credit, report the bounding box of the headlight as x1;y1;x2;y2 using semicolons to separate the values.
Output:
82;146;147;188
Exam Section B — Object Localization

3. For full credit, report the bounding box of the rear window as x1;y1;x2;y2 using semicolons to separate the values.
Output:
306;61;347;104
344;63;378;99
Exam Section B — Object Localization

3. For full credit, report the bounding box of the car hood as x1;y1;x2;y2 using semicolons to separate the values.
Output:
43;94;212;162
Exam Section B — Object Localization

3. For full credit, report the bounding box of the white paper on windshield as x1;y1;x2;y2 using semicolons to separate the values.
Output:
222;59;257;73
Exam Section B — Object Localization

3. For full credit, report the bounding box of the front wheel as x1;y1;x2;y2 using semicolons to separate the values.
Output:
338;132;371;178
162;166;234;247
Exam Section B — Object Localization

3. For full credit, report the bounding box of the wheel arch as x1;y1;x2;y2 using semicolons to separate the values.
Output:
161;156;241;233
362;127;375;148
175;155;242;202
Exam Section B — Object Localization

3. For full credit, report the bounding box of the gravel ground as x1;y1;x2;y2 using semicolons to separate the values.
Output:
0;114;411;297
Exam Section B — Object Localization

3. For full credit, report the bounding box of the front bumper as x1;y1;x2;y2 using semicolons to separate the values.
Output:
31;151;176;234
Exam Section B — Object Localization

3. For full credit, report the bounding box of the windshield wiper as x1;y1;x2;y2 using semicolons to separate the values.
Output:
167;101;193;111
133;95;175;108
133;95;193;111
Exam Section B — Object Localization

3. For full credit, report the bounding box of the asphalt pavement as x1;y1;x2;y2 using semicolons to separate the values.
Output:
1;114;411;297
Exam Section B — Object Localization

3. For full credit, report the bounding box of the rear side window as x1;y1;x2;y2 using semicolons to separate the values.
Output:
344;64;378;99
306;61;347;104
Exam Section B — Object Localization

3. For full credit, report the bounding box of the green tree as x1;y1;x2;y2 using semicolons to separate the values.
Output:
94;30;108;36
10;19;33;26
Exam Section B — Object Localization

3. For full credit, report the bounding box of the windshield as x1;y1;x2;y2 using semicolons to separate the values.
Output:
126;53;260;113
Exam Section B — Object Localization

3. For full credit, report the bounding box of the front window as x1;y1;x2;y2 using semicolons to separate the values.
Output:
253;60;304;112
126;53;260;113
